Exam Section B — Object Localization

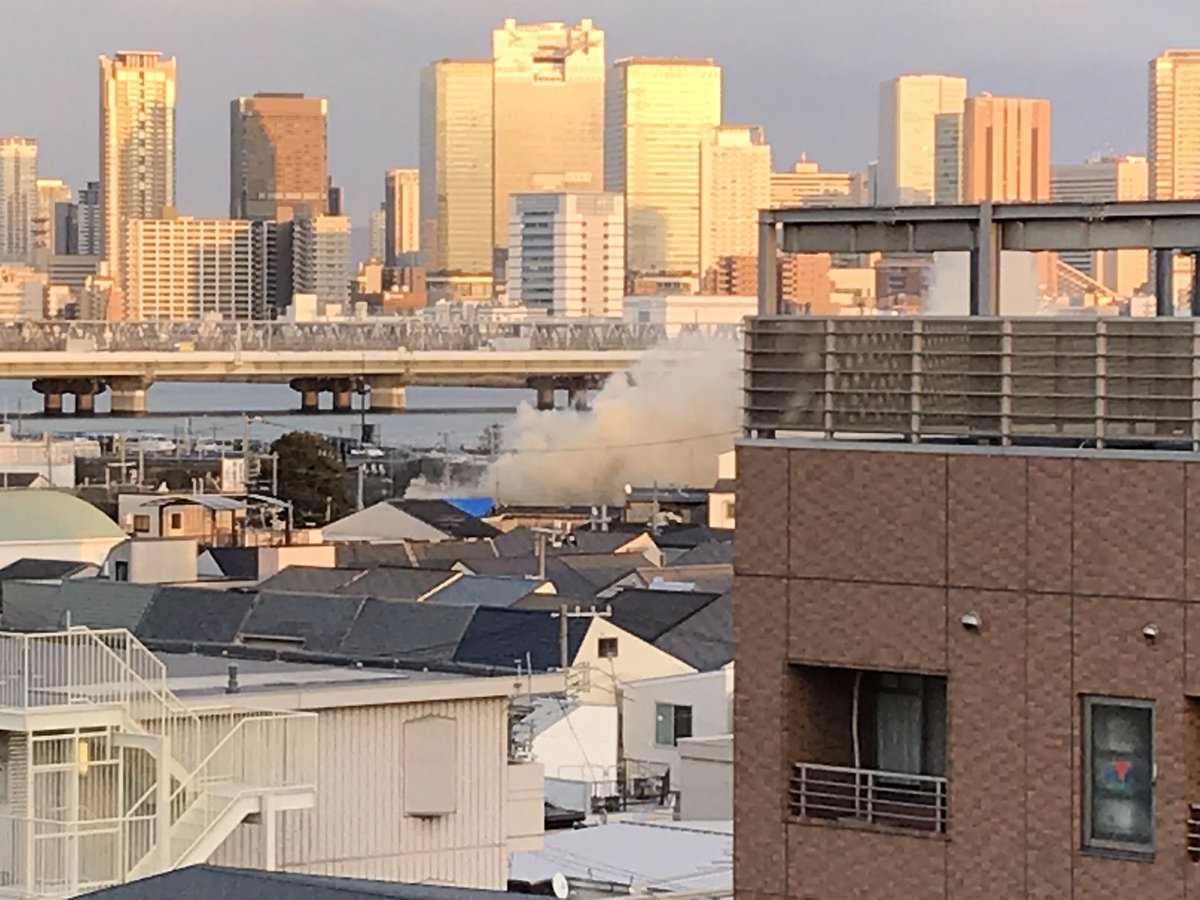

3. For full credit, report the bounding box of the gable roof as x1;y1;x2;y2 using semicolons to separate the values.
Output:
605;589;721;643
337;566;458;601
1;579;157;633
453;607;588;671
79;863;520;899
670;541;734;567
0;558;93;582
256;566;367;594
652;591;733;670
334;543;415;568
457;556;540;578
136;586;255;644
421;575;541;608
636;563;733;595
406;539;498;568
240;591;366;653
390;499;500;539
203;547;259;580
336;599;475;664
492;527;648;559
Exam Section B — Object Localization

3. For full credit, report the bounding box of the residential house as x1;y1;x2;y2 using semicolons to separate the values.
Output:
323;499;501;543
0;490;126;568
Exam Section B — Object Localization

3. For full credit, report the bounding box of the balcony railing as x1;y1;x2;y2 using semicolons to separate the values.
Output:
745;316;1200;448
789;762;948;834
1188;803;1200;858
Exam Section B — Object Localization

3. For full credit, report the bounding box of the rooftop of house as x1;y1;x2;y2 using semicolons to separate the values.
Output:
79;863;522;899
0;490;126;542
390;498;501;539
0;558;94;582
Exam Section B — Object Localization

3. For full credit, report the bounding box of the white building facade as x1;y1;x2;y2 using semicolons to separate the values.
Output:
293;214;351;307
125;217;274;320
0;137;38;264
507;192;624;316
699;125;771;276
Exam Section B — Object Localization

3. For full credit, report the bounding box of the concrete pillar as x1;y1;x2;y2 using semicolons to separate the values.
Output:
536;386;556;411
970;202;1001;316
568;386;590;411
1156;249;1175;317
290;378;323;413
108;378;150;416
42;392;63;416
757;217;780;316
332;389;353;412
369;379;408;411
74;392;95;416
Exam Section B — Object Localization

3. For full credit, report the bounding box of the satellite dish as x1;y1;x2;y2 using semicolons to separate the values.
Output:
551;872;569;900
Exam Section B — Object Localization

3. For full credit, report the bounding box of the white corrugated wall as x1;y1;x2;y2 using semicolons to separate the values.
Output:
211;696;509;889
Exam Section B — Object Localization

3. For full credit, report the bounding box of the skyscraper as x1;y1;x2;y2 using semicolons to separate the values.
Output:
934;113;963;204
961;95;1051;202
506;191;624;317
877;74;968;205
384;168;420;266
419;59;494;277
33;178;72;265
369;203;386;261
99;51;177;289
770;158;868;208
0;137;38;263
76;182;101;257
230;93;328;221
699;125;771;277
1150;49;1200;201
606;58;722;276
491;18;605;252
292;215;351;307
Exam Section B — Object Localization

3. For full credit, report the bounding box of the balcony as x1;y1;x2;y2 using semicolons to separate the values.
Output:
789;762;948;835
1189;803;1200;859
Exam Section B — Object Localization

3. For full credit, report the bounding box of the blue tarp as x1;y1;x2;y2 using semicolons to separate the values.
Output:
444;497;494;518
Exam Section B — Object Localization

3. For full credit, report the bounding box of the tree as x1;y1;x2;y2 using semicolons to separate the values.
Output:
270;431;353;525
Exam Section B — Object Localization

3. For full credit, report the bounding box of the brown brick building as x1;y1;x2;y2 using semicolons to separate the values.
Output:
735;316;1200;899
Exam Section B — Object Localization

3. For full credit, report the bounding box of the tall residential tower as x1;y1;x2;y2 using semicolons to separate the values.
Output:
605;58;722;276
962;95;1051;203
699;125;771;277
877;74;968;205
491;18;606;253
99;51;177;292
384;168;420;265
230;93;328;221
0;137;38;263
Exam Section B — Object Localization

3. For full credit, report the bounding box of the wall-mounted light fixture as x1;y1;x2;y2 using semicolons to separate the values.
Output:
961;611;982;631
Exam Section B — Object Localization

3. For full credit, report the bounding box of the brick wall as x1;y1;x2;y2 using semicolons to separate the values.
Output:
735;441;1200;899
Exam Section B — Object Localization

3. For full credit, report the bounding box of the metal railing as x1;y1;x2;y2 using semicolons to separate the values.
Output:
0;320;674;353
745;316;1200;448
1188;803;1200;858
789;762;948;834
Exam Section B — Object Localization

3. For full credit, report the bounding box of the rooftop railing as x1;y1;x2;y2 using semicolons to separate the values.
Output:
745;316;1200;448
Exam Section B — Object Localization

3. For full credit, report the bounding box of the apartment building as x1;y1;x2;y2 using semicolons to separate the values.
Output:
291;214;351;308
0;137;38;263
735;315;1200;899
770;158;867;209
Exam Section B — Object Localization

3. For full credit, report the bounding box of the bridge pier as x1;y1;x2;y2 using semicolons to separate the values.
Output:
331;379;354;413
567;381;590;411
534;383;556;411
369;378;407;412
108;377;150;417
33;378;107;416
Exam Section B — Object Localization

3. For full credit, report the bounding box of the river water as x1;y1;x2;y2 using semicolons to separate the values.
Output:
0;381;533;452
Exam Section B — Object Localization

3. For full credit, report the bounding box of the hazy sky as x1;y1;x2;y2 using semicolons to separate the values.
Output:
1;0;1195;226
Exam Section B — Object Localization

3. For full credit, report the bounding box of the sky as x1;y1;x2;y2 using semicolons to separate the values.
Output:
1;0;1196;227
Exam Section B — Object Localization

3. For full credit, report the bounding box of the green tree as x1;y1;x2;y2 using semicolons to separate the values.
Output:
270;432;352;525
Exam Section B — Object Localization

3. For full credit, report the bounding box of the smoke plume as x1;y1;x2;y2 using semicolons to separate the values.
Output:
483;334;741;506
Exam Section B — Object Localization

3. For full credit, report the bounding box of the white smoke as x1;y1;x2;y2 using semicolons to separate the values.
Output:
924;251;1040;316
483;334;741;506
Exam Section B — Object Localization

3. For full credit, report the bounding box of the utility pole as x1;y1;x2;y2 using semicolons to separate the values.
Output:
558;603;569;672
271;453;279;497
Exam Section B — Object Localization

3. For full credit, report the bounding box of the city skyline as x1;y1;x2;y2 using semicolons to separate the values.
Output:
1;0;1195;228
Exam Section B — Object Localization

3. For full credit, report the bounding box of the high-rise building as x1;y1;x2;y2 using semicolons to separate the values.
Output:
877;74;968;205
606;58;722;276
292;215;351;307
962;95;1051;203
0;137;38;264
934;113;963;203
699;125;771;278
384;168;420;265
99;51;177;288
230;93;328;221
368;203;386;261
491;18;606;252
33;178;72;265
419;59;494;277
770;158;868;208
506;191;624;317
1150;49;1200;201
125;216;275;320
75;181;101;257
1052;155;1150;295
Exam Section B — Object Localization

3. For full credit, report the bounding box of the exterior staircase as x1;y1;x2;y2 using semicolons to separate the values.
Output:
0;626;318;899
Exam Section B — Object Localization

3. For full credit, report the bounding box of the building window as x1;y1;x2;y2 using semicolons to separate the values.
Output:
132;514;150;534
1083;696;1154;855
598;637;619;659
169;512;183;530
655;703;693;746
113;561;129;583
